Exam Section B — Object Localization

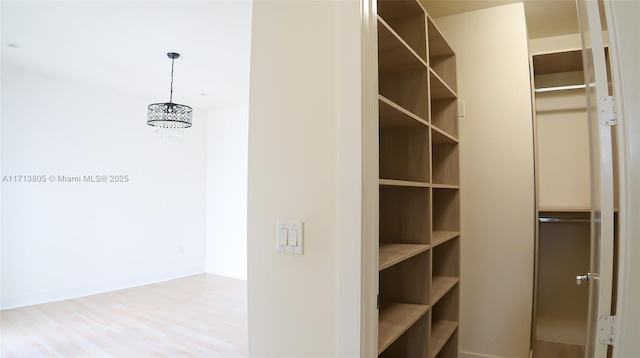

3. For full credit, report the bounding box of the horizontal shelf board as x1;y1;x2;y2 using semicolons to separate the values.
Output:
429;69;457;99
430;320;458;358
379;179;431;188
378;17;428;72
431;126;458;143
379;243;430;271
430;276;459;305
379;95;429;128
431;231;459;247
431;183;460;189
378;303;430;354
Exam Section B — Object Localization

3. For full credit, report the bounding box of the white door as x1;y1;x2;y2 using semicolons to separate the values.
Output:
576;1;616;357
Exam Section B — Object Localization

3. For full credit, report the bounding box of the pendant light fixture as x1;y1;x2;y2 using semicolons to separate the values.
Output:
147;52;193;129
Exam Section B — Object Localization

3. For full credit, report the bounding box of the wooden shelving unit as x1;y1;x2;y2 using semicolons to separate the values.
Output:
377;1;460;356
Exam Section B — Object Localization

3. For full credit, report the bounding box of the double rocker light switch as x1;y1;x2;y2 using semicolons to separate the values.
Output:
277;221;303;255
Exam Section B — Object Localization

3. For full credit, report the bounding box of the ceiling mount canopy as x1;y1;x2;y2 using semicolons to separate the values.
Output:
147;52;193;129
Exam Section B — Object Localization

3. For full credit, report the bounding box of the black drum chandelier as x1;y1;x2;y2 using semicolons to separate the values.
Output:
147;52;193;129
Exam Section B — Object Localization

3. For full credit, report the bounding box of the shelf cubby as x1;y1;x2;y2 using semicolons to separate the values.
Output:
380;186;431;245
379;308;430;357
430;276;459;305
379;125;430;182
431;238;460;304
433;329;459;358
379;95;429;128
432;128;459;185
433;238;460;277
429;69;456;100
377;0;427;64
379;69;430;122
432;284;459;322
431;98;458;139
380;97;430;182
378;17;427;72
378;19;429;121
432;188;460;233
430;71;458;138
379;251;431;353
380;251;431;306
430;285;460;357
427;17;457;92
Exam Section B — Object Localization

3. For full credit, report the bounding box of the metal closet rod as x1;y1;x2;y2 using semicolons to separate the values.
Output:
538;217;591;223
534;84;587;93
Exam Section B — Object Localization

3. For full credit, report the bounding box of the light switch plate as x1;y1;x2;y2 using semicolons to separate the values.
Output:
277;221;303;255
458;100;466;117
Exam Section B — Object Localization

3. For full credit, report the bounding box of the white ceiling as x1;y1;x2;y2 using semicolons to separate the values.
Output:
1;1;253;111
1;0;595;112
421;0;582;39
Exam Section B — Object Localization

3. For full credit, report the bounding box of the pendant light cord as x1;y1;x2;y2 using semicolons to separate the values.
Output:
169;57;175;104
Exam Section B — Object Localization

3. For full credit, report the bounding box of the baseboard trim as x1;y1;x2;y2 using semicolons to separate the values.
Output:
1;266;205;310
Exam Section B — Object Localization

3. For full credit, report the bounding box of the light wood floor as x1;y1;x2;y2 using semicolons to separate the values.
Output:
0;274;248;357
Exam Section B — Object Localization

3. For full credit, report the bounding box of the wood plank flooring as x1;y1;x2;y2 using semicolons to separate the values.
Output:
0;274;248;357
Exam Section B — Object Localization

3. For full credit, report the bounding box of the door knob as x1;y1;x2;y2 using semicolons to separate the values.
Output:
577;273;591;286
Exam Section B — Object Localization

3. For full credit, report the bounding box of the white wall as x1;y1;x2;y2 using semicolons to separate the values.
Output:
435;4;535;357
336;0;364;355
205;104;248;280
247;0;362;356
1;68;207;309
536;90;590;209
